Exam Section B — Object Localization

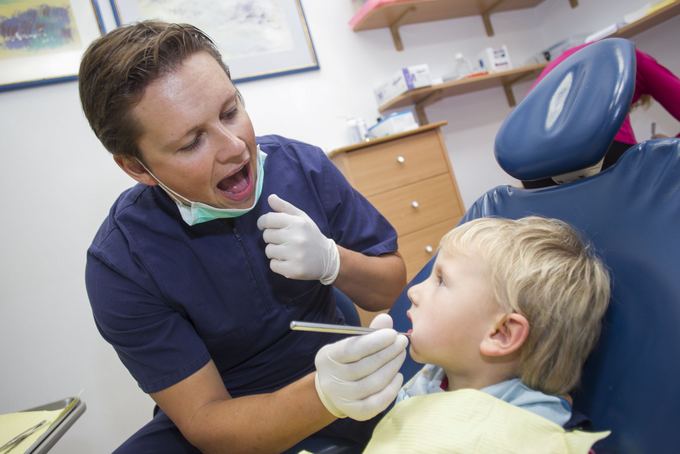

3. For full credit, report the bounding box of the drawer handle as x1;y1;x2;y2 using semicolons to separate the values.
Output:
425;245;434;254
396;155;406;164
411;200;420;209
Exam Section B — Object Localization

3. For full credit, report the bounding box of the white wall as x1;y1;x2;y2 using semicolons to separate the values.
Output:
0;1;677;452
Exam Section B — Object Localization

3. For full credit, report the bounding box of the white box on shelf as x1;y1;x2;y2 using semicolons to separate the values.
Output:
367;110;419;139
374;64;432;105
624;3;652;23
585;23;624;42
477;45;513;72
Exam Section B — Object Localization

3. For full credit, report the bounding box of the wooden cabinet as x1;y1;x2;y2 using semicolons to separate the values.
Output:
330;121;463;323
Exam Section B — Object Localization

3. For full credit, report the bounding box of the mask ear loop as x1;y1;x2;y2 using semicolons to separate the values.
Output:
135;158;193;206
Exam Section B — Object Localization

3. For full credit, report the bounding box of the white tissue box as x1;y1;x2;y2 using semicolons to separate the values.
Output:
367;111;419;139
374;64;432;106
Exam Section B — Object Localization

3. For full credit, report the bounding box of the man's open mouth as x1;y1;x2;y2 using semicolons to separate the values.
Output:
216;162;253;202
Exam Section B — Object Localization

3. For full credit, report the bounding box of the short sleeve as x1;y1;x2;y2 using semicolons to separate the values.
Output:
86;248;211;393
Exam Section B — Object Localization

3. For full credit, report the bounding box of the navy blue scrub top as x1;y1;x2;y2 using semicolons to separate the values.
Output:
86;135;398;398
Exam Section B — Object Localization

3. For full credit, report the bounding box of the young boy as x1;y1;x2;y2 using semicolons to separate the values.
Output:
364;216;612;453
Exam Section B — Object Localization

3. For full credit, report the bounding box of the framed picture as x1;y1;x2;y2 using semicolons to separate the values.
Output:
0;0;105;92
110;0;319;82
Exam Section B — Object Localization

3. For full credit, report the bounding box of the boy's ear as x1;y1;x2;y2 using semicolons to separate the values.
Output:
480;313;529;357
114;154;157;186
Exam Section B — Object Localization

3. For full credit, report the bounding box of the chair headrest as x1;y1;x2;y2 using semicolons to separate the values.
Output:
495;38;636;181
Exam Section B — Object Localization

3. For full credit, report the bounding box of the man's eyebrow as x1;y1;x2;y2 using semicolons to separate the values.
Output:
222;92;239;110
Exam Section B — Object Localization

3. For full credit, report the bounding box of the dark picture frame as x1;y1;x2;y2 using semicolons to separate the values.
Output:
0;0;105;92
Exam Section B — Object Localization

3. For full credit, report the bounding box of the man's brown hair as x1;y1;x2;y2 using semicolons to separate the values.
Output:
78;21;230;159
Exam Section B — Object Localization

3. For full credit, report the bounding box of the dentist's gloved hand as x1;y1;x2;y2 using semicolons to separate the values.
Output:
257;194;340;284
314;313;408;421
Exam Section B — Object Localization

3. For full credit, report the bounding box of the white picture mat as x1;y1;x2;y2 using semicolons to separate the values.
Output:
0;0;104;88
111;0;318;81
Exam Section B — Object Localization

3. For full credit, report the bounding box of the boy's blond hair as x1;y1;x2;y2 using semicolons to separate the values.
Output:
440;216;610;396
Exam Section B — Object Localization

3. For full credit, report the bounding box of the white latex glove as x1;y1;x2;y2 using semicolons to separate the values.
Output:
257;194;340;284
314;313;408;421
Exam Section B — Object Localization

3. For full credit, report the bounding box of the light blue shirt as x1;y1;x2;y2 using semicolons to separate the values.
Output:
397;364;572;426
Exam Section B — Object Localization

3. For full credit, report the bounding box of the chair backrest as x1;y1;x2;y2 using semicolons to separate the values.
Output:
390;38;680;453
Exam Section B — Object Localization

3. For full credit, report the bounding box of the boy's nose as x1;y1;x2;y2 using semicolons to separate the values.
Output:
407;284;420;306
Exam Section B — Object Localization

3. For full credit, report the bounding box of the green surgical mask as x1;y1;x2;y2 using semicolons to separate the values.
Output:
139;146;267;226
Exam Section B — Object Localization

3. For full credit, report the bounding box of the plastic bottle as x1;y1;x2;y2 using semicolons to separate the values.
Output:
452;52;473;80
346;117;368;144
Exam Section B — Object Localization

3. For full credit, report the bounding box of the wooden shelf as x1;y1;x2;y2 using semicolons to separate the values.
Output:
613;0;680;39
350;0;577;50
379;63;546;124
375;0;680;123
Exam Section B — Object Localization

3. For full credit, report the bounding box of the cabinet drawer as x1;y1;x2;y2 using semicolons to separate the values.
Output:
367;174;464;236
399;218;461;280
339;130;448;196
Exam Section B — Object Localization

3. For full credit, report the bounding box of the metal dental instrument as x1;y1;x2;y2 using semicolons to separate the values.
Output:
290;321;409;336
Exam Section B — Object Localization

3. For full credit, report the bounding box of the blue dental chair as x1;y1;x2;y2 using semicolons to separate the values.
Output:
390;38;680;453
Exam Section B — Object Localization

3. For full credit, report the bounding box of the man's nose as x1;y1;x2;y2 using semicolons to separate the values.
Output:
214;124;245;162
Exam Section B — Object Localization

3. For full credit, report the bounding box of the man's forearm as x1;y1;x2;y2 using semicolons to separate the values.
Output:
333;248;406;312
188;373;335;454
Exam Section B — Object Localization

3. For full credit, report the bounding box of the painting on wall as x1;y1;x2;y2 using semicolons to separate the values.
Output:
110;0;319;82
0;0;105;91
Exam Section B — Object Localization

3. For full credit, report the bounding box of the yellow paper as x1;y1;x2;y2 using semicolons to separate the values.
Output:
364;390;609;453
0;408;64;453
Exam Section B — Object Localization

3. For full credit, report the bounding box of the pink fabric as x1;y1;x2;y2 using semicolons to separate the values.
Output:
349;0;413;28
532;42;680;144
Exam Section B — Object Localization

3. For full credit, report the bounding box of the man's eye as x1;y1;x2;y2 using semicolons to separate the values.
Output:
179;134;202;152
220;108;238;121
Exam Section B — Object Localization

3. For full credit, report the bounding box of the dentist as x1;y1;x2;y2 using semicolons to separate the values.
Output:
81;21;407;453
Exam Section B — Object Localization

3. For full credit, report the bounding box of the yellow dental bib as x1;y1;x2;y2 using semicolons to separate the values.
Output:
364;389;609;453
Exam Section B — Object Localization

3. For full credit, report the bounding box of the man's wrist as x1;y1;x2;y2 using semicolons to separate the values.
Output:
314;372;346;418
319;239;340;285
